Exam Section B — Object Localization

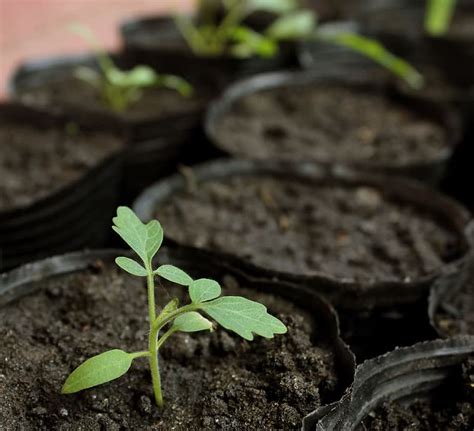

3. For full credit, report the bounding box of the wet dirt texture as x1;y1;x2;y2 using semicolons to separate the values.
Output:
215;84;448;166
0;120;120;210
0;261;340;430
361;356;474;430
156;175;462;282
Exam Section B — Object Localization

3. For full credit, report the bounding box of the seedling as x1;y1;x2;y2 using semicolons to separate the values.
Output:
175;0;423;88
425;0;457;36
71;25;193;112
62;207;287;407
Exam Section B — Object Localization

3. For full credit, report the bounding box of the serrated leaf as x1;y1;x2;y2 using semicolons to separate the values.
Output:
158;298;179;320
172;312;213;332
62;350;133;394
156;265;193;286
266;10;316;40
112;206;163;265
201;296;287;341
189;278;221;303
115;257;147;276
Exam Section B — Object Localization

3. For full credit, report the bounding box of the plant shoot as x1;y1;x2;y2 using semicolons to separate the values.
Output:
62;207;287;407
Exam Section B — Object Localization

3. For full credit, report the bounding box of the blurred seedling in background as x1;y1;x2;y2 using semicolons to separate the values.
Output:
425;0;457;36
62;207;287;407
175;0;423;88
70;24;193;112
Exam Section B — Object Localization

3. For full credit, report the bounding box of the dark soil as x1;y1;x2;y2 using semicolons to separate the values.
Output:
0;120;121;210
0;260;340;430
17;74;206;123
361;356;474;430
434;263;474;336
155;174;462;282
214;84;449;166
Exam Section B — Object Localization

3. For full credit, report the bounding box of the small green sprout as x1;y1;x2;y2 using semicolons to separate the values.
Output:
62;207;287;407
425;0;457;36
70;24;193;112
175;0;316;58
175;0;423;88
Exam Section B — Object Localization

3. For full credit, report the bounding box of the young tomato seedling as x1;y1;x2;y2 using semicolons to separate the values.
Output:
71;25;193;112
62;207;287;407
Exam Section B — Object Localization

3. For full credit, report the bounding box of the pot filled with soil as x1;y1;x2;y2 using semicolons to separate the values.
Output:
0;103;123;271
121;14;297;89
133;159;472;309
0;246;355;430
206;69;461;184
9;53;214;199
304;336;474;430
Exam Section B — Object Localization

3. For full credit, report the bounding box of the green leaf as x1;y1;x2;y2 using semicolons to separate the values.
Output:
318;31;424;90
158;298;180;320
265;10;316;40
155;264;193;286
425;0;457;36
229;26;278;58
112;206;163;265
62;349;133;394
246;0;298;14
201;296;287;341
115;257;147;276
172;312;213;332
189;278;221;303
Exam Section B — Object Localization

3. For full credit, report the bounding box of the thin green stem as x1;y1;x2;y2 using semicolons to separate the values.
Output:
129;351;150;360
149;323;163;407
146;268;156;324
152;303;200;332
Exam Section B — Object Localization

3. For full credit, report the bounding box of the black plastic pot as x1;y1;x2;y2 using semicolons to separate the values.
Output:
120;15;297;89
0;104;123;271
303;336;474;430
133;159;473;310
206;68;462;185
0;247;356;428
9;53;214;200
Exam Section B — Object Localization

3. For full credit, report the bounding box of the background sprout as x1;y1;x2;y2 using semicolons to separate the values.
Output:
62;207;287;407
425;0;457;36
71;24;193;112
175;1;423;89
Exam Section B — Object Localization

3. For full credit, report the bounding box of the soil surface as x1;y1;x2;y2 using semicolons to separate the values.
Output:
214;84;449;166
0;260;341;430
434;262;474;336
155;174;462;282
17;74;206;123
361;356;474;430
0;119;121;210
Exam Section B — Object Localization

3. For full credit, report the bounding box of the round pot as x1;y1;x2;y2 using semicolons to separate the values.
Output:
205;68;462;185
0;103;123;271
133;159;473;309
9;52;214;200
120;15;297;89
0;247;355;430
303;336;474;430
